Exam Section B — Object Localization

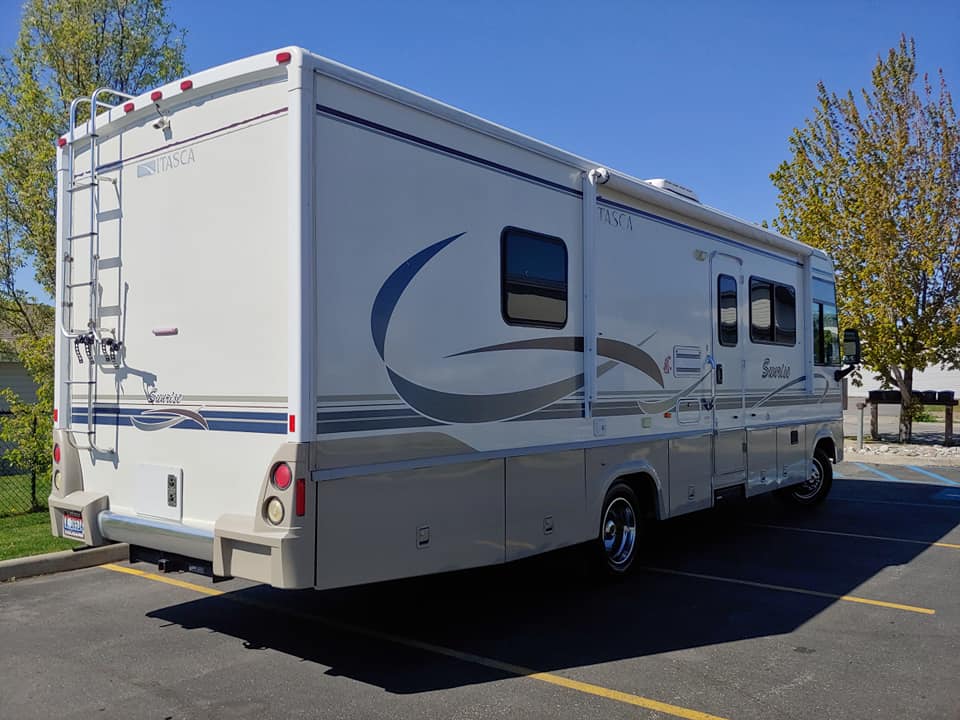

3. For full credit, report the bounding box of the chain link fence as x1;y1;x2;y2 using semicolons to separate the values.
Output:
0;416;50;517
0;465;48;517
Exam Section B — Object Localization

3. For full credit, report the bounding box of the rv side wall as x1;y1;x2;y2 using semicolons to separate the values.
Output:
306;59;842;590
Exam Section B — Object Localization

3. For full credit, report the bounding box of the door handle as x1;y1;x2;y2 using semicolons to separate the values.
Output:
716;363;723;385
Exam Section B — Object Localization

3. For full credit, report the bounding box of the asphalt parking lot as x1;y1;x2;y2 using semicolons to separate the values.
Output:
1;466;958;720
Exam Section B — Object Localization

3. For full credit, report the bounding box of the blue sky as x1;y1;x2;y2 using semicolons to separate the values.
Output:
2;0;958;299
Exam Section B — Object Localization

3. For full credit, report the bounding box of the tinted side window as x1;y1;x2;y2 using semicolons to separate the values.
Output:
501;228;567;328
750;277;796;346
718;274;738;346
774;284;796;344
813;301;841;366
812;302;824;364
750;279;773;342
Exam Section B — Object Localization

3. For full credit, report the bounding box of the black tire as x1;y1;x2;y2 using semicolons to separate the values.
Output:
597;483;641;575
779;448;833;506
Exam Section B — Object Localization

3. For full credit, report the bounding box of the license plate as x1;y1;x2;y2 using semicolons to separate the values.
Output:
63;511;84;539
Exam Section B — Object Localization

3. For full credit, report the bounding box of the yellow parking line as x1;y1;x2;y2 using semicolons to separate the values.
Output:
641;567;935;615
751;523;960;550
101;563;225;596
101;563;729;720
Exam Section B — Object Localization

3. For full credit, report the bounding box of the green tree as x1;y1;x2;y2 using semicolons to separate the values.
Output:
0;0;186;480
771;36;960;442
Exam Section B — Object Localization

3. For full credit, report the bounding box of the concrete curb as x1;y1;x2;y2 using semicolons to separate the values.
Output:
0;543;128;583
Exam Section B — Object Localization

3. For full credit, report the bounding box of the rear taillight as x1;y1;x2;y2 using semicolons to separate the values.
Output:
53;444;61;464
295;478;306;516
271;462;292;490
265;497;284;525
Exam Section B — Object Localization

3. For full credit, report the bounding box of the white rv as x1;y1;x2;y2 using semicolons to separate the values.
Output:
49;48;855;589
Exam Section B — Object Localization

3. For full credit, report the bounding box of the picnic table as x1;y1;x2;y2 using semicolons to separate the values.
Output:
866;390;957;445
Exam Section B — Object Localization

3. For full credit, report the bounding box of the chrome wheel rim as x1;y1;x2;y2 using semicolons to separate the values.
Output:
793;457;824;501
602;497;637;568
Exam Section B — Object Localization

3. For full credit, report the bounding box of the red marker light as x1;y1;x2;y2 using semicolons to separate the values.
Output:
276;51;292;64
57;137;67;147
180;79;193;91
272;462;293;490
288;414;296;432
53;408;59;422
150;90;163;102
123;102;135;113
295;478;306;516
53;444;61;464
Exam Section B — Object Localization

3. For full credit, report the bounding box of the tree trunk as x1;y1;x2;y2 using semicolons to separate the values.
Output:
898;367;914;443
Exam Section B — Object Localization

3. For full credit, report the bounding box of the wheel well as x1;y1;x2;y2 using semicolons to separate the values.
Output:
614;472;660;521
815;436;836;461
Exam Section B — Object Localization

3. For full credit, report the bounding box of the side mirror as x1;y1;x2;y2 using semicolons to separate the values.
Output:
842;328;861;365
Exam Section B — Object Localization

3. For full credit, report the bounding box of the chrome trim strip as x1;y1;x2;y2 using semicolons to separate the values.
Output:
311;428;716;482
98;511;214;562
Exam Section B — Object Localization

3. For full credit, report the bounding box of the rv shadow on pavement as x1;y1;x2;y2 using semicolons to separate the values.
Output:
146;478;960;695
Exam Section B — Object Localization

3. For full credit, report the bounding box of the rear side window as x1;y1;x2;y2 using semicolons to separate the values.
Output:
501;228;567;328
717;274;738;346
774;285;796;344
750;277;796;346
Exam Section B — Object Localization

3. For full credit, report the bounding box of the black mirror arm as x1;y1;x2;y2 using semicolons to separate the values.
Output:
834;364;857;382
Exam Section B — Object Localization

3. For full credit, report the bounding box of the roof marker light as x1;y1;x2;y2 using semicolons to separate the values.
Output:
276;51;292;64
180;79;193;91
150;90;163;102
123;102;135;113
57;137;67;147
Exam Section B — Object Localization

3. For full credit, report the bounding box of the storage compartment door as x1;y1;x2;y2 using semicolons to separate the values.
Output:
746;428;778;496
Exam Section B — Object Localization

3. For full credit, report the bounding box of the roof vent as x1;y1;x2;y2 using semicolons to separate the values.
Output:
645;178;699;203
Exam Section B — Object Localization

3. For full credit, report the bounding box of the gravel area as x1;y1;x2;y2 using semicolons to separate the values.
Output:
844;443;960;466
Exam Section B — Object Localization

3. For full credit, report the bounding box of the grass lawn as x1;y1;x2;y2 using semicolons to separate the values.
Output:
0;510;80;562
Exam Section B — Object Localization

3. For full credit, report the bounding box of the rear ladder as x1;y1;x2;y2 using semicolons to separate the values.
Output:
59;88;134;455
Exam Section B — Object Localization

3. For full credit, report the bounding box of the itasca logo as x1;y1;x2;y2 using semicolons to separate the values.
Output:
137;147;196;178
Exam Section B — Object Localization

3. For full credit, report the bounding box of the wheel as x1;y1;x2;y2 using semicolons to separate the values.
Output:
598;483;641;574
780;448;833;506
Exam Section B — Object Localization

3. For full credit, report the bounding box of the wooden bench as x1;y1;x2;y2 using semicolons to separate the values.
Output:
866;390;957;445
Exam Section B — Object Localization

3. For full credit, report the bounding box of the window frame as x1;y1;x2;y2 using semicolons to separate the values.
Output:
812;300;841;366
500;226;569;329
717;273;738;347
749;275;796;347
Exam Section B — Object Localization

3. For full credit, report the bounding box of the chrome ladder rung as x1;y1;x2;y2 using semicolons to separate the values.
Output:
68;181;98;192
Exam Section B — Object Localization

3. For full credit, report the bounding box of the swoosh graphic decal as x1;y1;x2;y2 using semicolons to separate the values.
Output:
371;233;669;424
130;408;210;432
372;233;465;360
636;368;713;414
387;361;618;424
752;374;831;408
448;337;664;388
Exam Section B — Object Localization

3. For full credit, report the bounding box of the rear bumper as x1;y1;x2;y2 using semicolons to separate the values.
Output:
50;492;312;589
99;511;214;562
97;509;312;589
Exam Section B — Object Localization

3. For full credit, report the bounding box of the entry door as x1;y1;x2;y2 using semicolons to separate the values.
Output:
711;254;746;487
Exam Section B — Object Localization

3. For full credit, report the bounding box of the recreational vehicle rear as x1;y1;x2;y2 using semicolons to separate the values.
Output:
49;48;856;589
